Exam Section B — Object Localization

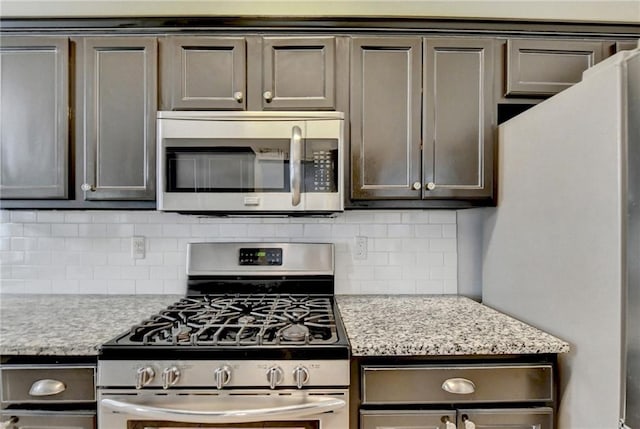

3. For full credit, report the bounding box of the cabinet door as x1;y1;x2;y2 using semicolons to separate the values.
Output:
81;37;157;200
457;408;553;429
506;38;604;96
423;38;495;201
362;410;456;429
260;37;335;110
351;37;422;199
0;36;68;199
164;37;246;110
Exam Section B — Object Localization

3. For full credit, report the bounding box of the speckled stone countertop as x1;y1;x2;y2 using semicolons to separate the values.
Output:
0;294;181;356
336;295;570;356
0;294;569;357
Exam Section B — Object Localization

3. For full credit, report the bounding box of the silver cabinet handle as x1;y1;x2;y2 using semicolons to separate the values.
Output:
461;414;476;429
28;379;66;396
233;91;243;102
290;126;302;207
426;182;436;191
441;377;476;394
81;183;95;192
214;366;232;390
101;396;346;424
1;416;19;429
412;182;422;190
263;90;273;102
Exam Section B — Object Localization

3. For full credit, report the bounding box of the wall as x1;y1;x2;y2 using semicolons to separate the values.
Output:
0;0;638;23
0;209;457;295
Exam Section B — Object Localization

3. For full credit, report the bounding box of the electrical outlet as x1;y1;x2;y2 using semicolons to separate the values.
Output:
354;236;368;260
131;236;145;259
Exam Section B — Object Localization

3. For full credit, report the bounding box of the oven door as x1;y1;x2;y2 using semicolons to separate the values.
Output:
98;389;348;429
157;112;343;213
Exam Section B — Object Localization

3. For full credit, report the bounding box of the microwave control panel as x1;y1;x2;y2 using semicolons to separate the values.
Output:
305;149;337;192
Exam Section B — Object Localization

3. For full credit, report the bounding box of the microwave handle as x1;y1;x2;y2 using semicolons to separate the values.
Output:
290;126;302;206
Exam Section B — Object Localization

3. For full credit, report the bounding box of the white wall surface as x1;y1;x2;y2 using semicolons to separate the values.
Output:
0;209;457;295
0;0;638;23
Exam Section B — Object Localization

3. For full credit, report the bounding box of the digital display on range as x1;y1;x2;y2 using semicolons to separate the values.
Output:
239;248;282;266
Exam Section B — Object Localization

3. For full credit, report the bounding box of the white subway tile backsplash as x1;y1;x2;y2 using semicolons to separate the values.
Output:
0;209;458;295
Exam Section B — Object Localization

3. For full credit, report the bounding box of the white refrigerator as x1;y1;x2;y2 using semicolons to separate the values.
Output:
482;47;639;429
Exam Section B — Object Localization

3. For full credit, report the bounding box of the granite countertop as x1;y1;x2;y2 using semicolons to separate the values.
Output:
0;294;569;357
336;295;570;356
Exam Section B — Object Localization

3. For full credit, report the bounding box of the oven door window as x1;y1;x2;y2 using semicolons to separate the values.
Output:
127;421;318;428
165;140;290;193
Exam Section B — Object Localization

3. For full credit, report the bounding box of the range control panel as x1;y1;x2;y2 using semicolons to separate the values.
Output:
239;248;283;266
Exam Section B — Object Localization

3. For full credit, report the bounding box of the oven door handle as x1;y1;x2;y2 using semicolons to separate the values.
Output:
101;395;346;423
290;125;302;207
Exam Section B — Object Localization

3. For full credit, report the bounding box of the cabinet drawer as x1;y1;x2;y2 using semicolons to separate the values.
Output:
0;410;95;429
0;366;95;403
506;39;604;96
361;364;553;404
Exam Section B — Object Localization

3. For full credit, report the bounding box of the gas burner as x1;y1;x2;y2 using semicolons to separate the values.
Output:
281;324;309;342
238;315;256;324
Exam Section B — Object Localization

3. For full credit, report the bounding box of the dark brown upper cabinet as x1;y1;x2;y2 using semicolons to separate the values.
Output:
162;36;340;111
0;36;69;199
506;38;606;97
350;37;496;205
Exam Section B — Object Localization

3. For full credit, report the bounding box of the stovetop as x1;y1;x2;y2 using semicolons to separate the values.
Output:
99;294;350;360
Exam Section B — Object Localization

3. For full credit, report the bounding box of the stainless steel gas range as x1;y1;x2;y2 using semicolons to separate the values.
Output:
97;242;350;429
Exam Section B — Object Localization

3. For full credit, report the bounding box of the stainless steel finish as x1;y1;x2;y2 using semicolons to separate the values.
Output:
99;389;348;428
0;36;69;199
161;367;180;390
412;182;421;190
290;125;302;206
98;360;349;389
82;37;157;201
506;38;604;96
361;364;553;404
426;182;436;190
156;111;344;213
0;365;95;403
233;91;243;102
213;366;231;390
263;90;273;101
293;366;310;389
624;50;640;429
27;379;66;397
441;378;476;395
187;242;334;276
135;367;155;389
266;366;284;390
80;183;94;192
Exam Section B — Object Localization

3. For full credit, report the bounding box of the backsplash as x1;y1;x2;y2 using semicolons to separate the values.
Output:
0;210;457;295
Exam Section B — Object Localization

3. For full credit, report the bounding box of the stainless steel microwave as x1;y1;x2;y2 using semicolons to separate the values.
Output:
157;111;344;214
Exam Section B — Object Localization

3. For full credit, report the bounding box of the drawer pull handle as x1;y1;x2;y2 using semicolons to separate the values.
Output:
441;377;476;395
28;379;66;396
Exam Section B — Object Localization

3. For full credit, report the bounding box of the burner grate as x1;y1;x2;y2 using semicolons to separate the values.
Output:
121;294;338;347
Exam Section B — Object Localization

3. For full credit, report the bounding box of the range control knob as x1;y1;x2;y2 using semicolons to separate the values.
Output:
161;366;181;390
213;366;232;390
293;366;310;389
135;367;155;389
266;366;284;390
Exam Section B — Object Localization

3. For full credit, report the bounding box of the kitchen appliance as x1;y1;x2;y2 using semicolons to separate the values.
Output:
97;242;350;429
157;112;344;214
482;48;639;428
